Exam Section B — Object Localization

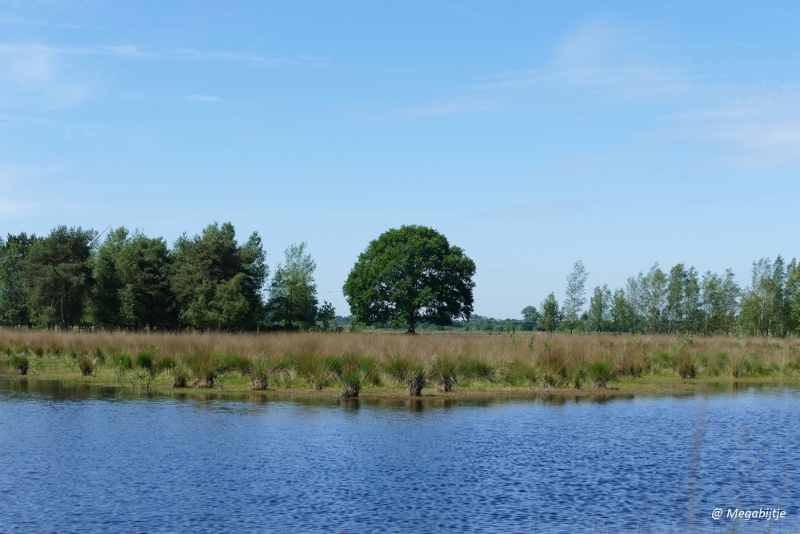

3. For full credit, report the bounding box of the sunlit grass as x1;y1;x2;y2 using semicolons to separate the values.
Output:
1;329;800;397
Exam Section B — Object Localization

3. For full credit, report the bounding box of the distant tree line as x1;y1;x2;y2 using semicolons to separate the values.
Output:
360;257;798;337
527;259;800;337
3;223;797;338
0;224;337;331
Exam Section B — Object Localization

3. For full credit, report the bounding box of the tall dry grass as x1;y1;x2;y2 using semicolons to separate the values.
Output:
2;329;799;388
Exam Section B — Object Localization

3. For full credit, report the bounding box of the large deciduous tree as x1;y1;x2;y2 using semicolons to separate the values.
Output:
343;225;476;334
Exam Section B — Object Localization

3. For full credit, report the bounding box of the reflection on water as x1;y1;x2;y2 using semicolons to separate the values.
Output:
0;378;799;533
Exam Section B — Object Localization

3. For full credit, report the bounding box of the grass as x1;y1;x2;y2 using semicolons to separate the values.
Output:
1;329;800;398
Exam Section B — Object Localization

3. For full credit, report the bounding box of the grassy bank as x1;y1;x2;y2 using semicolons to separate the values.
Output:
1;329;799;398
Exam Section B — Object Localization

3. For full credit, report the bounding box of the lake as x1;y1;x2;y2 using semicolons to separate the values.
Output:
0;379;798;533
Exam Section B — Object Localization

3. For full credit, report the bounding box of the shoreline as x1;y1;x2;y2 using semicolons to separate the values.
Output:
3;371;798;402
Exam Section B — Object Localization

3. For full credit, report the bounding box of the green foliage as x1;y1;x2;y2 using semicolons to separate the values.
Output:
89;228;176;329
248;358;271;390
76;354;94;376
497;359;539;387
316;301;336;330
587;285;611;333
217;353;252;375
172;222;267;331
183;349;218;387
588;361;615;388
677;356;697;379
295;354;341;390
114;353;133;370
20;226;93;329
171;365;189;388
0;233;37;327
432;356;457;391
455;355;494;382
563;260;588;334
539;293;561;333
266;242;318;329
155;356;177;373
343;225;475;334
340;370;361;398
731;352;754;378
345;355;381;386
10;354;29;375
384;356;412;383
135;351;154;375
520;306;540;331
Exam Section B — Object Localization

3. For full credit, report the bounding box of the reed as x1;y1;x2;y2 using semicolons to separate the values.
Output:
2;329;800;393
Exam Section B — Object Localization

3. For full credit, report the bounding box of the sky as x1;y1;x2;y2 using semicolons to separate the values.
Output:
1;1;799;319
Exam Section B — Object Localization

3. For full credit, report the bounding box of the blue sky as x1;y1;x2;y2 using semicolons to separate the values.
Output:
1;1;799;319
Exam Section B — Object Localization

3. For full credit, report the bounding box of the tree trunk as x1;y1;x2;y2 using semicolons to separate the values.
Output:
406;314;416;334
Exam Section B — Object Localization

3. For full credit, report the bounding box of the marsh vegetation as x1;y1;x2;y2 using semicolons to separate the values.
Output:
2;330;799;398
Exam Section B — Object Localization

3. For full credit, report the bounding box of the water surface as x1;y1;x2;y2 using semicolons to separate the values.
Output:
0;379;798;533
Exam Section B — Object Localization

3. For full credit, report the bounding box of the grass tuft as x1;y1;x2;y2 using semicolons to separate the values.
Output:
10;354;29;375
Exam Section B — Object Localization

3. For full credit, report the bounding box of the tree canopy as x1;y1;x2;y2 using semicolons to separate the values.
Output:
171;222;267;331
343;225;476;334
267;242;318;329
20;226;94;329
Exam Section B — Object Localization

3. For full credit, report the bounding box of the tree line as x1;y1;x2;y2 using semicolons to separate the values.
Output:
3;222;797;337
0;223;335;331
528;259;800;337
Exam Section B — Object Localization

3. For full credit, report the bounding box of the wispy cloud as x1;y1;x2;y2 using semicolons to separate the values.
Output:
399;20;690;119
663;90;800;169
0;43;323;66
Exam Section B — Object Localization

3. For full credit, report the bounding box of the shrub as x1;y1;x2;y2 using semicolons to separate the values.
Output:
77;355;94;376
155;356;177;374
354;356;381;386
172;365;189;388
91;347;105;364
384;356;412;383
588;361;615;388
114;354;133;370
456;355;494;382
248;358;271;390
407;366;426;396
135;351;154;375
678;356;697;379
295;354;339;389
731;353;753;378
498;360;539;387
10;355;29;375
322;356;344;379
341;370;361;398
432;356;457;392
218;353;252;375
184;350;218;388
